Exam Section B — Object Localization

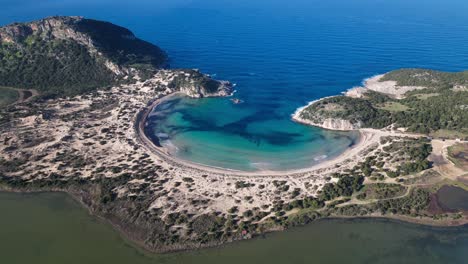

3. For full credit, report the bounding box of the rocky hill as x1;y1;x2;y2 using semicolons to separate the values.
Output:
0;16;168;96
294;69;468;137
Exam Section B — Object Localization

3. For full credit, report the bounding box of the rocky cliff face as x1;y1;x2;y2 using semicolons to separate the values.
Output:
0;16;167;76
318;118;362;130
1;16;93;46
293;113;361;131
0;16;232;99
157;69;233;98
179;80;232;98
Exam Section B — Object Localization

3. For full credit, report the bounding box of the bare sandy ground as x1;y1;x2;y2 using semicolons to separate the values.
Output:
289;74;427;130
360;74;426;99
430;139;467;180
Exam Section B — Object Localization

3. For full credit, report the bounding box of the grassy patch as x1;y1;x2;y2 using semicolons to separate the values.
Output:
432;179;468;192
376;101;409;112
0;86;19;107
320;103;344;112
357;183;407;200
402;169;441;185
447;143;468;169
430;129;468;139
414;93;440;100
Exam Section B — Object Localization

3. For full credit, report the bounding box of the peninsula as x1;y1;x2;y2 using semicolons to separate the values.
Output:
0;16;467;253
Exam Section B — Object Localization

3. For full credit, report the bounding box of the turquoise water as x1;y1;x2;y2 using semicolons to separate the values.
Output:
2;192;468;264
2;0;468;171
146;96;358;171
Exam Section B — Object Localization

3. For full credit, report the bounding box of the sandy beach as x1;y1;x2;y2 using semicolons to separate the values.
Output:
135;92;423;178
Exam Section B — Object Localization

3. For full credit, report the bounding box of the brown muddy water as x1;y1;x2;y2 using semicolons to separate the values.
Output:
1;192;468;264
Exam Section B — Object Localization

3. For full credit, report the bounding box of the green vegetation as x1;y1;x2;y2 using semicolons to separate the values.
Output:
0;38;115;96
235;181;255;189
330;187;431;218
300;69;468;136
357;183;407;200
380;68;468;88
415;93;439;100
447;143;468;169
168;69;224;94
0;87;18;106
319;176;364;200
344;137;432;179
382;137;432;176
300;95;392;128
0;17;167;97
397;90;468;134
376;101;409;112
430;129;468;139
73;19;167;73
373;188;430;216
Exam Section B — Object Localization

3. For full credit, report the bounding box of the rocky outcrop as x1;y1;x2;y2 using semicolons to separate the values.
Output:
292;113;361;131
0;16;230;99
1;16;91;46
319;118;362;130
179;80;233;98
160;69;233;98
291;95;362;131
0;16;167;78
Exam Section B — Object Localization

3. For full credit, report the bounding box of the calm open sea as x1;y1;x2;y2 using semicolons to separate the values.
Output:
141;0;468;171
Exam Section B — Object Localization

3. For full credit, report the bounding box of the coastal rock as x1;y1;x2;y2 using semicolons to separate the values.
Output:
292;96;362;131
160;69;233;98
1;17;116;74
319;118;362;130
294;115;361;131
0;16;168;93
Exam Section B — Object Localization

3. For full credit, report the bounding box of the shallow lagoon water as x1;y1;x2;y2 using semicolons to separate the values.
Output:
145;96;359;171
1;192;468;264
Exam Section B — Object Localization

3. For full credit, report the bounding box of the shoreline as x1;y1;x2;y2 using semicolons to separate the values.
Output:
135;92;370;177
135;91;426;178
2;68;467;254
290;95;341;128
1;188;467;256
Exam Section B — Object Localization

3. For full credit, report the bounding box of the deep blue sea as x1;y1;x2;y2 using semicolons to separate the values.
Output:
2;0;468;171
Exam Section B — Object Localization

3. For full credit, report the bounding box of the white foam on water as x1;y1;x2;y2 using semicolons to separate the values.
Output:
161;140;179;154
313;155;328;161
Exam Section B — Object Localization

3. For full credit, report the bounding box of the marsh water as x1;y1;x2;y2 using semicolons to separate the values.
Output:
1;192;468;264
437;186;468;211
